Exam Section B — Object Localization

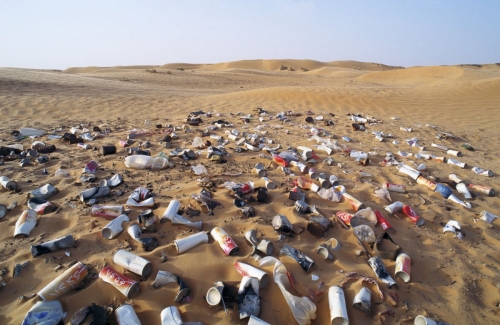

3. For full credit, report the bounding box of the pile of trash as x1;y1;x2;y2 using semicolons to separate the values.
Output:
1;110;495;325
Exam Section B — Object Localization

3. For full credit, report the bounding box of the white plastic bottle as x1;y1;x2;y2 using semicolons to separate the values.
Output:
125;155;169;170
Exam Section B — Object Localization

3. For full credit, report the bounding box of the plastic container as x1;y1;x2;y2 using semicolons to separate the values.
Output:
125;155;169;170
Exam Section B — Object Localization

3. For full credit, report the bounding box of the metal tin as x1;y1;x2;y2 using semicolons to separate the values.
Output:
262;177;276;189
294;200;308;213
279;244;314;272
210;227;239;256
383;182;406;193
342;192;365;211
99;266;140;298
335;211;354;226
395;252;411;283
468;183;495;196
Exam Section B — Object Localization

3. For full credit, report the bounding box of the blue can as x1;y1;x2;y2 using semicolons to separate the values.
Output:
342;136;351;142
434;183;453;198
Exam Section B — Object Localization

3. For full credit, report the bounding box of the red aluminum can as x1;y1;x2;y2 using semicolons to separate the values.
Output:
374;210;393;232
402;205;424;226
335;211;354;226
99;266;140;298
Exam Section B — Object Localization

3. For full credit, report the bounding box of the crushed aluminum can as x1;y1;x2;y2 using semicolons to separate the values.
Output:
279;244;314;272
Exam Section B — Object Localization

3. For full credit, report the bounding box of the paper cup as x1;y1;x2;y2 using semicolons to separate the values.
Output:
206;282;224;306
316;244;333;260
113;249;152;277
91;205;124;219
29;183;58;200
262;177;276;190
234;261;269;288
102;214;130;239
31;235;74;258
38;261;88;301
398;165;420;180
14;209;38;238
395;252;411;283
211;227;239;256
174;231;209;254
414;315;438;325
115;304;141;325
353;287;371;314
328;286;349;325
99;266;140;298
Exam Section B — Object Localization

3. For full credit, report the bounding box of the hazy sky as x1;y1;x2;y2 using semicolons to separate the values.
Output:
1;0;498;69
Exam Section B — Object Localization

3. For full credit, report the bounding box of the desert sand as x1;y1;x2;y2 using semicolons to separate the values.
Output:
1;59;500;325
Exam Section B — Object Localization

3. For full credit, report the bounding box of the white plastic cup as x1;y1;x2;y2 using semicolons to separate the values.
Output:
234;261;269;288
160;306;183;325
328;286;349;325
446;149;462;157
353;287;371;314
161;200;203;230
398;165;420;180
102;214;130;239
318;174;330;188
113;249;152;277
254;163;266;177
0;176;18;191
414;315;438;325
262;177;276;189
395;252;411;283
174;231;209;254
385;201;404;214
115;304;141;325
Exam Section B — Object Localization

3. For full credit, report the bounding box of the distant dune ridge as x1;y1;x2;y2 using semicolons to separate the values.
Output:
1;59;500;325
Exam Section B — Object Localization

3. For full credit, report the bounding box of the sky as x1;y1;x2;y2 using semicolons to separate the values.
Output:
1;0;499;69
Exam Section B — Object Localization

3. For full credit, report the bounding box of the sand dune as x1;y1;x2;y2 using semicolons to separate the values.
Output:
1;60;500;325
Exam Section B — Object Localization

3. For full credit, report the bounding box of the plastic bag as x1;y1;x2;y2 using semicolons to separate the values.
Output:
191;164;207;175
373;188;392;202
317;187;342;202
191;136;205;149
272;260;316;325
55;168;70;177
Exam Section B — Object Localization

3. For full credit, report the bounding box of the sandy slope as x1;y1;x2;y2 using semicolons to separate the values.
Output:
1;60;500;325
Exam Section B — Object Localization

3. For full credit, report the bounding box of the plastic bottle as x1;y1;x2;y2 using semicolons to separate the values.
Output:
7;144;23;151
125;155;169;170
20;128;45;136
